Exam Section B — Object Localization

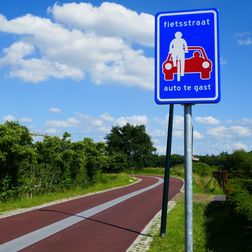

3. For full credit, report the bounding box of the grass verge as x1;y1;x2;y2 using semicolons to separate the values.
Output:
135;167;222;195
148;199;207;252
193;174;223;195
0;173;137;215
140;165;225;251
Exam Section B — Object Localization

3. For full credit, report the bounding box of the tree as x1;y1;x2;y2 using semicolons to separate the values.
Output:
105;123;156;169
0;121;35;196
227;150;252;175
171;154;184;167
81;138;100;183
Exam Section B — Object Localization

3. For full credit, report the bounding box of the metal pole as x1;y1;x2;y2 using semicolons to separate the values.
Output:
192;126;194;158
184;104;193;252
160;104;174;237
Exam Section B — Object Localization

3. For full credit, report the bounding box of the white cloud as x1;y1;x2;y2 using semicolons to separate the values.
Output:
207;126;229;138
152;117;166;126
48;2;154;47
0;3;154;89
240;118;252;126
46;128;58;134
49;107;63;114
92;49;154;90
100;113;115;122
0;42;84;83
44;112;148;136
41;112;252;155
150;129;166;137
173;115;184;129
97;126;111;134
236;32;252;46
155;145;167;154
195;116;220;125
13;59;84;83
232;142;248;151
230;126;252;137
238;37;252;46
46;117;80;128
236;32;250;37
76;113;104;127
115;115;148;126
3;114;32;123
207;125;252;138
20;117;32;123
3;114;16;122
173;130;184;138
0;41;34;65
193;130;204;140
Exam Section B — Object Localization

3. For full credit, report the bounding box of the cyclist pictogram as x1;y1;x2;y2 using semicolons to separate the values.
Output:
168;31;188;81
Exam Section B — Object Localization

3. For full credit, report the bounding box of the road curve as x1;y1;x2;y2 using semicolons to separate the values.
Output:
0;176;183;252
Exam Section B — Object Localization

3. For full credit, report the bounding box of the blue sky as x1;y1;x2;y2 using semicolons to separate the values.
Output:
0;0;252;155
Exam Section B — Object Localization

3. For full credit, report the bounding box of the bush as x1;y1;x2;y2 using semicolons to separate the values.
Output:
193;162;215;177
170;164;184;177
226;178;252;222
0;122;35;197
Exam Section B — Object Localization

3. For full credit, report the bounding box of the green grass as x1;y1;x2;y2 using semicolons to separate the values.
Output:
149;199;207;252
135;166;223;195
0;174;137;215
143;165;225;252
193;174;223;194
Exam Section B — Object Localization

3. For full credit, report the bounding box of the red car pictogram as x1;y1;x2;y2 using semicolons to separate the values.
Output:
162;46;213;81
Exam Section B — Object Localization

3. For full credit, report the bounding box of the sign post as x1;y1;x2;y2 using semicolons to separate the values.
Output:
160;104;174;237
155;9;220;251
184;104;193;252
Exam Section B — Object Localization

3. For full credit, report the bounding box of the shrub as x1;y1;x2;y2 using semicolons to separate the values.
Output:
193;162;215;177
226;178;252;222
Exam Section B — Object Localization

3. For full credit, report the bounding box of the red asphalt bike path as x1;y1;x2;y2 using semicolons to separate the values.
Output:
0;175;154;244
0;176;183;251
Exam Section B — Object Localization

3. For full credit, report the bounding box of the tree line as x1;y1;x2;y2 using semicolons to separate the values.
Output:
1;120;251;225
0;121;160;201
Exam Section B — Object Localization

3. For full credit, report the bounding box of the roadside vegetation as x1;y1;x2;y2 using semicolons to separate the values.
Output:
148;150;252;251
149;200;207;252
0;121;251;251
0;173;136;214
148;161;222;252
0;121;154;213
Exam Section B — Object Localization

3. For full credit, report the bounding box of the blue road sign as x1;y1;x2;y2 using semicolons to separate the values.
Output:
155;9;220;104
